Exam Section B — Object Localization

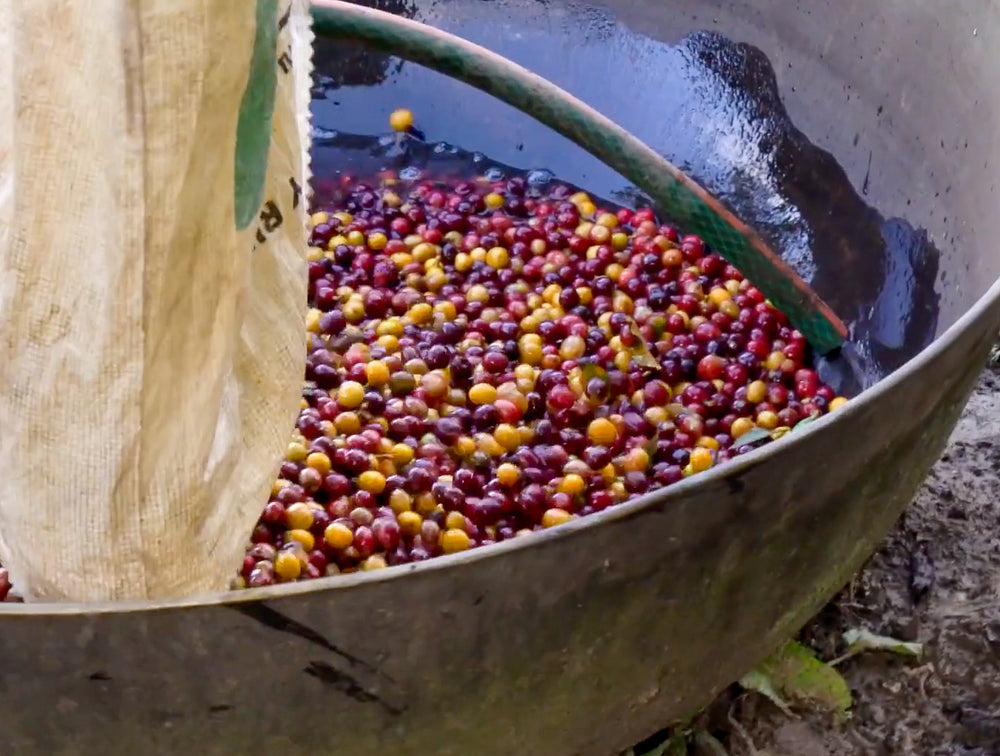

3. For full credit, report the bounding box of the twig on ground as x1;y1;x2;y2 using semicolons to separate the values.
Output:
726;703;760;756
901;662;935;699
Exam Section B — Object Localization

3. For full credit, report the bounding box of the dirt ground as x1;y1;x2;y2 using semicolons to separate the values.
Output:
656;357;1000;755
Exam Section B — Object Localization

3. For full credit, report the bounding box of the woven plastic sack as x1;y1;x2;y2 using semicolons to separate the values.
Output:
0;0;312;601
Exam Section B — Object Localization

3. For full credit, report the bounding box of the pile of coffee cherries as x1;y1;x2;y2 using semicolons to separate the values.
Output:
236;166;848;589
0;160;849;601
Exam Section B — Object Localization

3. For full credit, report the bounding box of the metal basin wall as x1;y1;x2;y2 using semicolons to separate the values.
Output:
3;2;1000;755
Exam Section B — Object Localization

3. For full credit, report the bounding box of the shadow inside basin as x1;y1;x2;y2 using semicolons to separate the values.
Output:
310;6;941;395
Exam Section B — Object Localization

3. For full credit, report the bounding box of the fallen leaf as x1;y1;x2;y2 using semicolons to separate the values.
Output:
739;669;795;718
733;427;772;448
580;362;607;384
645;432;661;460
769;425;792;440
631;336;661;369
791;415;820;434
741;641;852;718
665;403;686;419
830;629;924;666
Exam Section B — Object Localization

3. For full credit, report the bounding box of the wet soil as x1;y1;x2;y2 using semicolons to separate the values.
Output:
698;359;1000;755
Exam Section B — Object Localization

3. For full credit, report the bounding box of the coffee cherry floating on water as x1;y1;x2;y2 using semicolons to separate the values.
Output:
0;161;850;598
235;167;851;587
389;108;415;132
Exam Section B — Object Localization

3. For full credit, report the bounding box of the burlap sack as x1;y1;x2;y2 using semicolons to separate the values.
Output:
0;0;312;601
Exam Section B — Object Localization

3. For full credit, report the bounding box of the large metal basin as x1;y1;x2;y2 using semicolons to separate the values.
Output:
4;2;1000;754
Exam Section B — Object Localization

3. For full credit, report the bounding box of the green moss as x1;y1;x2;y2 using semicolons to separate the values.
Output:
742;640;851;718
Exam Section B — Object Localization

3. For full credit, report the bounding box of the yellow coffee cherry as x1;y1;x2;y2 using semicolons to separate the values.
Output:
469;383;497;405
358;471;386;494
389;108;414;131
542;508;573;528
689;447;714;473
274;551;302;581
337;381;364;409
440;528;471;553
587;418;618;446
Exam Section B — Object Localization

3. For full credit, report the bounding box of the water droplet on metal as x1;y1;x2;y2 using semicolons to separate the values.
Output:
311;126;339;142
527;168;554;186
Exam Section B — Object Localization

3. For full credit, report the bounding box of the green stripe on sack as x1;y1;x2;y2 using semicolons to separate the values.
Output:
234;0;279;230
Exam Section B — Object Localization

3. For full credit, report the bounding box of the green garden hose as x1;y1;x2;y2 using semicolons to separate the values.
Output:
309;0;847;354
